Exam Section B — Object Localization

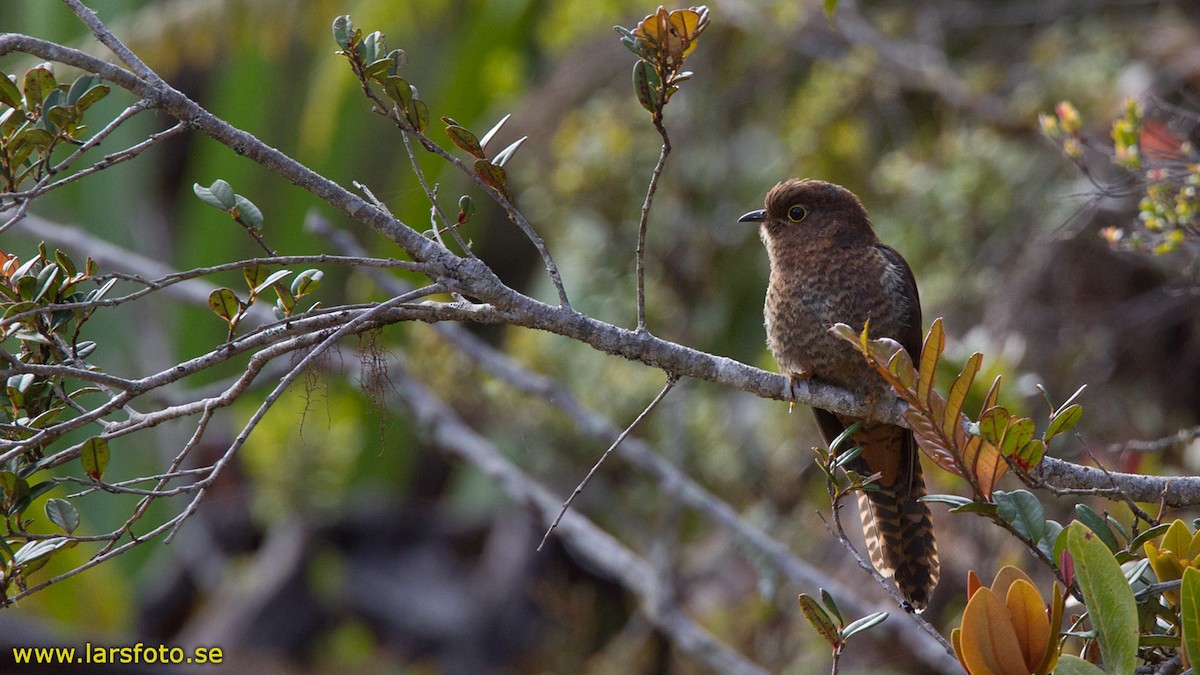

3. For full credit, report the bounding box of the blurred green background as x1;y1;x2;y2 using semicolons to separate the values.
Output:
3;0;1200;672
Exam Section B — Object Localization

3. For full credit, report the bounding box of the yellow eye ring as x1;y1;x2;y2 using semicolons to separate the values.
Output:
787;205;808;222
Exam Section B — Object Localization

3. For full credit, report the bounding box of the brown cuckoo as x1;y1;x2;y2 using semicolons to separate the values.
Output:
739;178;939;611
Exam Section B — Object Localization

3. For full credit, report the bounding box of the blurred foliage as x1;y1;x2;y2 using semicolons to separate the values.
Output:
4;0;1200;672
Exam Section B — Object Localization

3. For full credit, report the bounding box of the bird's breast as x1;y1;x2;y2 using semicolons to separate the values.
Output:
763;247;909;394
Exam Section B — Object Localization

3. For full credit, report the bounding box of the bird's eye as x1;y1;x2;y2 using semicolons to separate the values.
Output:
787;205;808;223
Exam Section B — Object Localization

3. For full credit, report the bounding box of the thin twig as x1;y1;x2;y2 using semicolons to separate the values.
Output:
356;84;571;308
398;132;473;256
61;0;158;81
635;118;671;333
818;501;955;656
162;283;447;544
538;373;679;550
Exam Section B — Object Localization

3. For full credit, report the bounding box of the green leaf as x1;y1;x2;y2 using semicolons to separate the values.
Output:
824;0;839;18
73;82;109;112
1067;521;1138;674
444;123;485;159
831;445;862;470
290;269;323;297
1053;384;1088;417
632;61;660;113
920;493;973;508
1045;403;1083;442
1000;417;1035;456
1013;438;1045;469
840;611;887;640
273;282;296;314
0;74;22;109
243;263;270;291
492;136;527;168
457;195;476;224
1076;504;1120;553
363;57;394;80
478;113;511;151
473;159;510;198
995;489;1047;543
193;179;236;210
12;537;69;566
208;287;241;323
1052;654;1108;675
54;249;77;278
45;498;79;534
383;76;413;106
251;269;291;296
820;589;844;626
332;15;354;49
23;65;56;109
406;98;429;132
1038;520;1064;560
33;265;59;303
385;48;407;74
1181;567;1200;667
233;194;264;231
79;436;110;481
797;593;840;648
829;420;862;454
950;499;998;514
0;471;29;510
1128;523;1173;552
66;74;98;106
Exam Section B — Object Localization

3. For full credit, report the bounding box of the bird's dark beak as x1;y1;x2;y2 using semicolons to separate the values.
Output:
738;209;767;223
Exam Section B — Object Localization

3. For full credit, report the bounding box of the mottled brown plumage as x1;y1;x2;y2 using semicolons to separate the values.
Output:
739;178;939;611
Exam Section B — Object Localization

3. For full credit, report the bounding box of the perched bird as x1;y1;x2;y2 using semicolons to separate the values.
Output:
739;179;939;611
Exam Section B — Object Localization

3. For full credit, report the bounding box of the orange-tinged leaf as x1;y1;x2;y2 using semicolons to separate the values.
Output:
960;587;1030;675
666;8;702;57
1006;578;1051;672
904;408;961;477
943;352;982;441
797;593;840;648
445;124;485;159
951;627;967;672
981;374;1002;413
886;346;916;389
917;318;944;406
991;565;1035;594
968;569;983;599
473;159;512;201
1039;582;1063;674
978;406;1010;446
964;436;1007;498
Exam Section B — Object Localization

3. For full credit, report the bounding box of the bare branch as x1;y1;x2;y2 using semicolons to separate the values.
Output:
385;360;769;675
635;119;671;332
538;373;678;550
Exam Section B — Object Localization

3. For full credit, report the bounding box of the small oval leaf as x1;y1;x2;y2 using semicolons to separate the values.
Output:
840;611;888;640
45;498;79;534
797;593;840;648
208;288;241;323
233;194;264;231
80;436;110;481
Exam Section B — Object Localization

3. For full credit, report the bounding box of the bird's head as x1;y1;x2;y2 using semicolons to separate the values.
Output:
738;179;877;249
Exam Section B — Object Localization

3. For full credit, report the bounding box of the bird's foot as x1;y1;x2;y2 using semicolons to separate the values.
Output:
787;371;812;413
